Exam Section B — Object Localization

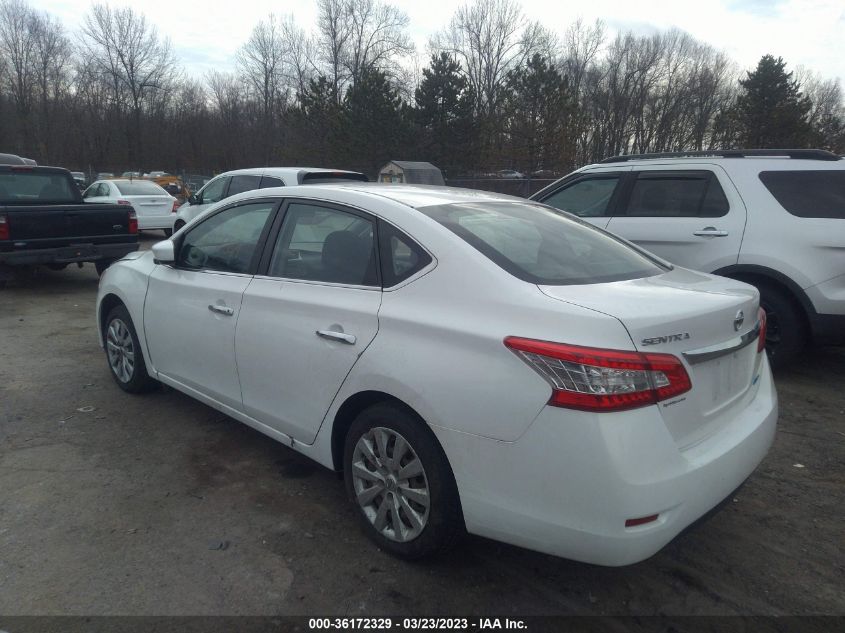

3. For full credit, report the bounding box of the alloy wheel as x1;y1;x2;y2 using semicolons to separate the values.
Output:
351;426;430;542
106;318;135;383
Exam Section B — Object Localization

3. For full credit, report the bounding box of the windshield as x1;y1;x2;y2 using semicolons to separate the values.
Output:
114;180;168;196
0;171;79;204
419;201;666;285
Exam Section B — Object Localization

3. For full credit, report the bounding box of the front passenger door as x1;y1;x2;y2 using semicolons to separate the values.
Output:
236;201;382;443
143;201;276;409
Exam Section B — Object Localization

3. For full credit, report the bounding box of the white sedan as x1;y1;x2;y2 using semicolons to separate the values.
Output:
84;179;177;234
95;184;777;564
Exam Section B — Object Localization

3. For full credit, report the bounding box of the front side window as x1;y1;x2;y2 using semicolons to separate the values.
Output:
625;171;729;218
177;202;274;274
759;170;845;219
419;201;665;285
268;203;377;286
199;176;230;205
540;176;620;217
228;175;263;197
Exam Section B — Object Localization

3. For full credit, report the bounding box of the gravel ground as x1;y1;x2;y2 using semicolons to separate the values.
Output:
1;242;843;617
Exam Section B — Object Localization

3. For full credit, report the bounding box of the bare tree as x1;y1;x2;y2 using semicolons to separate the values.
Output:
344;0;413;84
0;0;38;148
79;3;177;163
315;0;413;99
316;0;353;99
31;10;70;160
432;0;540;117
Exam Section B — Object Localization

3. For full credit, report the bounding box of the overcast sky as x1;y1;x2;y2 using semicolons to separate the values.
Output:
34;0;845;82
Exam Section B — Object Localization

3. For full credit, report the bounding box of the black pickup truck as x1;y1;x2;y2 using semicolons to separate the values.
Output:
0;164;139;276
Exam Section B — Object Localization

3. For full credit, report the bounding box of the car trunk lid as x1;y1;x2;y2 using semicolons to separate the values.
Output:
128;196;172;218
538;267;765;449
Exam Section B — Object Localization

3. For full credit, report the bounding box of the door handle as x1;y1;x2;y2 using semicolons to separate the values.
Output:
694;227;729;237
316;330;357;345
208;304;234;316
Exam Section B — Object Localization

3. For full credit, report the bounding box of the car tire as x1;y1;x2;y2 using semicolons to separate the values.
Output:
757;282;806;368
343;402;464;559
103;305;158;393
95;259;114;276
173;220;185;232
163;228;173;237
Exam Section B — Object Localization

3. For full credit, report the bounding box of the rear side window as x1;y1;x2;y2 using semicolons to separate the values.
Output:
378;221;432;287
625;171;729;218
114;181;166;196
0;171;78;204
260;176;284;188
418;201;665;286
759;170;845;219
228;175;262;197
540;176;620;217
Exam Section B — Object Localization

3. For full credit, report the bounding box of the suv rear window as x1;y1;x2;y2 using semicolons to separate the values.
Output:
759;170;845;219
0;170;78;204
418;201;665;285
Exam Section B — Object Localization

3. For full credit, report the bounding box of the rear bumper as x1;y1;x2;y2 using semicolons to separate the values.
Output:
138;216;174;230
0;242;139;266
435;358;777;566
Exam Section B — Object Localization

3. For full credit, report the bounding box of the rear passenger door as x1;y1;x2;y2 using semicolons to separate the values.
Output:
235;200;382;443
532;169;629;229
605;166;746;272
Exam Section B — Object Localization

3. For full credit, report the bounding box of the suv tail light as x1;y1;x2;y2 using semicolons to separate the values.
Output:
757;307;767;353
504;337;692;412
0;212;9;240
128;209;138;234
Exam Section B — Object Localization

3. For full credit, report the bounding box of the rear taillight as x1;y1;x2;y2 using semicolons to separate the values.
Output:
117;199;131;205
171;199;179;212
0;213;9;240
504;337;692;412
757;307;767;353
128;209;138;234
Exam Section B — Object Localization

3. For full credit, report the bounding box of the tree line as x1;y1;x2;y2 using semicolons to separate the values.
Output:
0;0;842;180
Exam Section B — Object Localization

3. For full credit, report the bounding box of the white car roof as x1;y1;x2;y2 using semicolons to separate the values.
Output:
216;166;364;184
232;182;529;209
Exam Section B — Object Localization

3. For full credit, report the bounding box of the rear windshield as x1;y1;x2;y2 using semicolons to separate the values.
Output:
759;170;845;219
114;180;167;196
0;170;79;204
300;172;368;184
419;201;666;285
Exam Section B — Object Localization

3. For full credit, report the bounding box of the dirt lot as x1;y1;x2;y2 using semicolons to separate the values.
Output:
1;238;843;617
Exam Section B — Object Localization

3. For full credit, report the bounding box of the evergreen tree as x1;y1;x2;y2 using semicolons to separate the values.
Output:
414;52;476;175
503;54;574;174
292;76;343;166
340;68;412;177
732;55;814;148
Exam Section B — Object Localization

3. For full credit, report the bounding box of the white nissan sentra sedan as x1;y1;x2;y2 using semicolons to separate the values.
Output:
95;184;777;565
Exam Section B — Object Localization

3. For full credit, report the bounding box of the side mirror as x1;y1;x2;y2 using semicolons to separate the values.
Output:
152;240;175;264
187;193;198;205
